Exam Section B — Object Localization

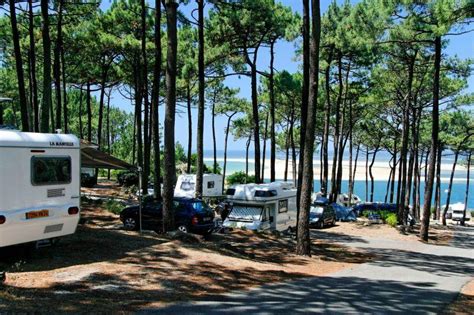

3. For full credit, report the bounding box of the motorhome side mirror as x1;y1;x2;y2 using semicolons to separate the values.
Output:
269;216;274;223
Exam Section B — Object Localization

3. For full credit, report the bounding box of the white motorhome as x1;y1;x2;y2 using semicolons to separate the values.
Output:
222;181;297;231
174;174;223;198
0;130;81;248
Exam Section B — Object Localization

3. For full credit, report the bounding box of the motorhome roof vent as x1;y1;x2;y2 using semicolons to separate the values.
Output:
255;190;278;197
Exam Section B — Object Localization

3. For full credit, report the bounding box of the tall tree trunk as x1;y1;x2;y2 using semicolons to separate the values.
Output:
365;148;369;201
420;36;441;241
61;35;68;133
250;61;261;183
369;148;379;202
461;151;471;226
348;101;353;204
53;0;63;131
9;1;29;132
290;121;297;186
40;0;52;133
262;112;269;181
329;54;344;202
297;0;310;210
296;0;320;256
245;135;251;180
222;113;236;192
86;81;92;142
270;40;277;182
350;143;360;199
322;46;334;196
212;90;218;173
186;83;192;173
141;0;150;196
106;90;111;180
134;61;144;196
163;0;178;232
28;0;39;132
385;164;393;203
398;54;416;223
390;140;398;203
434;145;442;220
195;0;205;197
78;85;84;139
284;124;290;181
97;65;109;149
152;0;162;200
442;149;459;225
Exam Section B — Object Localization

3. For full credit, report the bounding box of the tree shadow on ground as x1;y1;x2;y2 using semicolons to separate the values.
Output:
153;276;458;314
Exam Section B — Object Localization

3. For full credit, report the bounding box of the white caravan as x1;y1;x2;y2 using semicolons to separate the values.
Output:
336;193;362;207
174;174;223;198
223;181;297;231
0;130;81;248
444;202;471;222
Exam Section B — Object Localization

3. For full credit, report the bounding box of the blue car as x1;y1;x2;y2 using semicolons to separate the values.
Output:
120;197;215;235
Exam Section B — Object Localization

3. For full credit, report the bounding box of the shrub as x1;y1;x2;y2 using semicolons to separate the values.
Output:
117;170;139;187
105;199;123;215
226;171;256;185
385;213;398;227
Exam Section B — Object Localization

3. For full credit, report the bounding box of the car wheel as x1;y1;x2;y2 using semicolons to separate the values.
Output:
123;217;137;231
177;225;189;233
331;218;336;226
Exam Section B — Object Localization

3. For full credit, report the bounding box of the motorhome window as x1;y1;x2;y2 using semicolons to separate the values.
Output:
255;190;278;197
31;156;71;185
180;181;195;191
278;199;288;213
225;188;236;195
207;181;215;189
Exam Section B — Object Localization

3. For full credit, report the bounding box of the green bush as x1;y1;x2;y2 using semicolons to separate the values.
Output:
105;199;123;215
226;171;256;185
385;213;398;227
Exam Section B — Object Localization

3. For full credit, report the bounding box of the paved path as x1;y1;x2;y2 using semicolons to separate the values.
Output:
149;225;474;314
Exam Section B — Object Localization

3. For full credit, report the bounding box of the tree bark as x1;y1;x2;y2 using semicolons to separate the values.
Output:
163;0;178;232
461;151;471;226
40;0;52;133
141;0;150;196
53;0;64;131
222;112;237;192
195;0;205;197
186;83;192;173
322;46;333;196
369;148;379;202
420;36;441;242
152;0;162;200
78;85;84;139
270;40;277;182
28;0;39;132
9;1;29;132
434;144;442;220
86;81;92;142
442;149;459;225
250;62;261;183
296;0;320;256
212;89;218;174
262;112;269;180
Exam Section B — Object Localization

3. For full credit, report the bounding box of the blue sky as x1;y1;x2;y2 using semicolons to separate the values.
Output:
100;0;474;151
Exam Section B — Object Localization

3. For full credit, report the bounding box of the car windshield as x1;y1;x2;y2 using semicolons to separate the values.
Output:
192;201;210;213
310;206;324;216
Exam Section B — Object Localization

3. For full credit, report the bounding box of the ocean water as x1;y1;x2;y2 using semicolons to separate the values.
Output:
204;155;473;208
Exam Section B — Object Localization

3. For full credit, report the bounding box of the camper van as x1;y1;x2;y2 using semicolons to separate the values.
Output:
174;174;223;199
0;129;81;248
222;181;297;231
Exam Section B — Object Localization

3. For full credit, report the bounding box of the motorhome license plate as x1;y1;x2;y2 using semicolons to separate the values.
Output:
26;210;49;220
203;217;212;222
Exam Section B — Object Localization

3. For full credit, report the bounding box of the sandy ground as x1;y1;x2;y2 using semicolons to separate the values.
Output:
0;202;370;313
444;279;474;314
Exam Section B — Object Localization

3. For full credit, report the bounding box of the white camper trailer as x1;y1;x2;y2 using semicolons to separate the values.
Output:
222;181;297;231
0;130;81;248
174;174;223;198
444;202;471;222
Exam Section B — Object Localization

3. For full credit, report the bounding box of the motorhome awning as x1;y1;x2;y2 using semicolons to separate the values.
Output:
80;140;133;170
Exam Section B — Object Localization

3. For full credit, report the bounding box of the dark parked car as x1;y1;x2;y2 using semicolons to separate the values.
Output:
352;203;398;216
120;197;215;235
309;202;336;228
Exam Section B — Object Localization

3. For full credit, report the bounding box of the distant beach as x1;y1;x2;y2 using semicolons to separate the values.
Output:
203;153;473;208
